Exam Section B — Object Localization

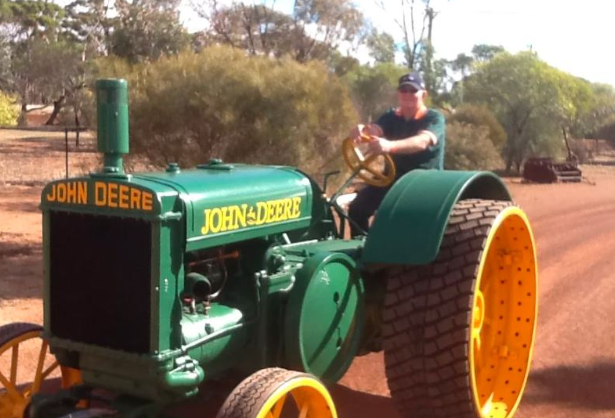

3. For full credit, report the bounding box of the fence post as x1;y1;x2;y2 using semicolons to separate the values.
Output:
65;127;69;178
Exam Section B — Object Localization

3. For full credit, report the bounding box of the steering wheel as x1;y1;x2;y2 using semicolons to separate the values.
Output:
342;133;397;187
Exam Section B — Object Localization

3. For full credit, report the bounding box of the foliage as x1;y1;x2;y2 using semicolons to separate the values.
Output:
92;46;357;177
111;0;190;63
471;44;505;62
591;114;615;148
193;0;366;63
0;0;64;40
464;52;570;171
448;104;507;149
327;50;360;77
375;0;436;70
366;29;396;64
62;0;115;57
343;62;407;122
445;121;503;170
0;90;18;126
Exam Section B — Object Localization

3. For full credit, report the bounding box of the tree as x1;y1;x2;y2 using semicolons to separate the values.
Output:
375;0;440;70
343;62;407;122
62;0;115;57
327;49;360;77
11;38;86;124
449;104;507;149
111;0;190;63
0;0;65;101
366;28;396;64
0;0;64;42
471;44;504;62
192;0;366;63
464;52;568;172
450;53;473;78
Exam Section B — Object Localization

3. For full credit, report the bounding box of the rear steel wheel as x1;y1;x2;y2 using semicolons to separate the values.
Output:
383;199;538;418
216;368;337;418
0;323;82;418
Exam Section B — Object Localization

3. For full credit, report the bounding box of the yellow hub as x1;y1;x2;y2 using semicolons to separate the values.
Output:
0;327;81;418
256;376;337;418
470;207;538;418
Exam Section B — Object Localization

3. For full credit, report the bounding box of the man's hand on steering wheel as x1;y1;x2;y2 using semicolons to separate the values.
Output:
342;123;397;187
350;123;383;142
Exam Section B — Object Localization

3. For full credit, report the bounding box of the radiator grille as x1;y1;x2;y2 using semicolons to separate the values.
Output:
49;211;152;354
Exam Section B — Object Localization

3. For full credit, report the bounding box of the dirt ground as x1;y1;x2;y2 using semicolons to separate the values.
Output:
2;129;615;418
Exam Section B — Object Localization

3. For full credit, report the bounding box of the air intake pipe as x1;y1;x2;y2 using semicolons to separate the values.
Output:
96;79;129;174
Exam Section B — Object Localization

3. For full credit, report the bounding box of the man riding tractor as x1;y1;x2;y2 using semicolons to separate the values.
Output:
347;72;446;235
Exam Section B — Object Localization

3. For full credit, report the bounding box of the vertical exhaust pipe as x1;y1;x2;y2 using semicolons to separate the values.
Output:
96;79;129;174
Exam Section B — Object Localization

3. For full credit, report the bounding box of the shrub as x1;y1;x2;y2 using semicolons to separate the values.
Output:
0;91;19;127
445;121;503;170
449;104;507;149
90;46;357;178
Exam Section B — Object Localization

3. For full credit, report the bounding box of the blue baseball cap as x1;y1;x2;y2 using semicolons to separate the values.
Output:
398;72;426;90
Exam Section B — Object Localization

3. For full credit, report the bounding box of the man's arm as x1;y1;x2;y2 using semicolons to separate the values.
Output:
372;130;436;154
369;111;444;155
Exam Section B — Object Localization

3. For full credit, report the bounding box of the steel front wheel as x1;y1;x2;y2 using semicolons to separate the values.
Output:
383;199;538;418
0;323;82;418
216;368;337;418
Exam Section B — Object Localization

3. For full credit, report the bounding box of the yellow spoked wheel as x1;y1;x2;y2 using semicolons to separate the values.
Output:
342;137;396;187
383;200;538;418
0;323;82;418
216;368;337;418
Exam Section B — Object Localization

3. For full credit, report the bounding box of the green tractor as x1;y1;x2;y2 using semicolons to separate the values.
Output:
0;80;538;418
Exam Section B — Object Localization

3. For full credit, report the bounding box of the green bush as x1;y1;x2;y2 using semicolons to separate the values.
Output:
0;91;19;127
449;104;507;149
91;46;357;178
445;121;503;170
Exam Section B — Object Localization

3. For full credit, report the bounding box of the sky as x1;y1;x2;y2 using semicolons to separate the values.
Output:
180;0;615;87
55;0;615;87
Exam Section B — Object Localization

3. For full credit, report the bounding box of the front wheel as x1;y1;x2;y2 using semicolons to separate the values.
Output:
0;323;82;418
216;368;337;418
383;199;538;418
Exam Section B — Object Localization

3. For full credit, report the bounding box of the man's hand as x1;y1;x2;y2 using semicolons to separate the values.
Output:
349;123;384;143
367;136;395;154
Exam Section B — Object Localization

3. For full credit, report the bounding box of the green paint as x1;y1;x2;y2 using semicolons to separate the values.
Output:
362;169;511;265
96;79;129;173
36;79;517;418
284;252;364;382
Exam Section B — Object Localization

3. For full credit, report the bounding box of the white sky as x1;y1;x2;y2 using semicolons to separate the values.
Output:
183;0;615;86
56;0;615;87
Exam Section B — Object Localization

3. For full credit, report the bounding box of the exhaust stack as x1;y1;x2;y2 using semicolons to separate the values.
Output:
96;79;129;174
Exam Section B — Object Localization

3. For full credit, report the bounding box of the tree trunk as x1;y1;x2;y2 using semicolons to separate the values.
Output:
45;95;65;126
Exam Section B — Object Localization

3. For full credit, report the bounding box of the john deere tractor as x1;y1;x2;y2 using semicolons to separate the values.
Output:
0;80;538;418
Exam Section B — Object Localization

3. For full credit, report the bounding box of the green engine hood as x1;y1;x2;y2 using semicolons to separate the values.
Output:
40;164;314;251
134;163;313;251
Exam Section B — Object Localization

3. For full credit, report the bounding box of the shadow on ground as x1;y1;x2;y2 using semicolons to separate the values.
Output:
524;361;615;410
0;199;40;213
0;135;95;154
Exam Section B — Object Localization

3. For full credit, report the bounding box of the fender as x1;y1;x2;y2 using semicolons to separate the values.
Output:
362;170;511;265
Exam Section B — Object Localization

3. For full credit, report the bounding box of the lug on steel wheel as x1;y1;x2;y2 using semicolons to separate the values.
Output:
0;323;81;418
216;368;337;418
383;199;538;418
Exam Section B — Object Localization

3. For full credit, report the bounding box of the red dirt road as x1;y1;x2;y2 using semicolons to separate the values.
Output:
2;129;615;417
338;171;615;418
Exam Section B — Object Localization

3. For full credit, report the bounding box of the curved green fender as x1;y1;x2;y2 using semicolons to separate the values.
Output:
362;170;511;265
